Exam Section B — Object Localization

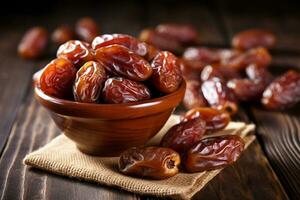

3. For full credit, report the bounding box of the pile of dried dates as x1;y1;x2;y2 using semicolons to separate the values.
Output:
119;107;245;179
34;33;183;103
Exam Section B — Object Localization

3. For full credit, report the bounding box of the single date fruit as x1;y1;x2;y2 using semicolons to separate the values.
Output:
160;118;206;154
184;135;245;173
139;29;182;52
183;107;230;131
92;34;158;61
262;70;300;110
156;24;199;45
73;61;106;103
245;64;273;84
76;17;99;43
51;25;74;44
119;146;180;179
151;51;182;93
18;27;48;59
40;58;76;98
201;78;238;115
95;44;152;81
57;40;94;67
102;77;151;103
183;80;207;109
232;29;276;50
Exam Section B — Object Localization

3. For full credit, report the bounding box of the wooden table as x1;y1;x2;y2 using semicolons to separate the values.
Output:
0;0;299;199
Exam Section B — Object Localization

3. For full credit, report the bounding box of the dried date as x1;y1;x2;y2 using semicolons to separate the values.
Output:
151;51;183;93
102;77;151;103
227;78;266;101
51;25;74;44
76;17;99;43
183;80;207;109
262;70;300;110
183;107;230;131
40;58;77;98
18;27;48;59
57;40;94;67
139;29;182;52
156;23;199;45
119;146;180;179
160;118;206;154
184;135;245;173
232;29;276;50
95;44;152;81
201;78;238;115
73;61;106;103
179;58;202;80
245;64;273;84
92;34;158;61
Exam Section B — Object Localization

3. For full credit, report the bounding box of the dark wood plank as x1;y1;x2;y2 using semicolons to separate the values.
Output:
0;92;288;200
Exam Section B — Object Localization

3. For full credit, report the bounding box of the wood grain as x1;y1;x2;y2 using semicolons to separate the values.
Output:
0;93;287;200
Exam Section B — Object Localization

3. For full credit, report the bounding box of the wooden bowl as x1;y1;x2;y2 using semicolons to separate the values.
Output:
34;81;186;156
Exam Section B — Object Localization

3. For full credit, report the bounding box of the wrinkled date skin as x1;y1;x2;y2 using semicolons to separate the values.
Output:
92;34;159;61
224;47;272;71
139;29;182;52
156;24;199;45
227;79;266;101
95;45;153;81
245;64;273;84
232;29;276;50
76;17;99;43
18;27;48;59
201;65;241;82
51;25;74;44
119;146;180;179
160;118;206;154
262;70;300;110
184;135;245;173
183;80;207;109
102;77;151;103
73;61;106;103
40;58;77;98
183;107;230;131
179;58;202;81
151;51;183;93
201;78;238;115
57;40;94;67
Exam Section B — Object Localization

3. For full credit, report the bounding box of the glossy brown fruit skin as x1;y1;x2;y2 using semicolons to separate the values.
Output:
227;78;266;101
184;135;245;173
51;25;74;44
156;24;199;45
151;51;183;93
160;118;206;154
139;29;182;52
232;29;276;50
179;58;202;81
95;45;152;81
262;70;300;110
183;80;208;109
92;34;158;61
201;78;238;115
224;47;272;71
18;27;48;59
119;146;180;179
76;17;99;43
201;64;241;82
102;77;151;104
40;58;77;98
183;107;230;131
57;40;94;67
73;61;106;103
245;64;273;84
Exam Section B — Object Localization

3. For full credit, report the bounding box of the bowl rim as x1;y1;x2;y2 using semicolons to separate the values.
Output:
34;80;186;119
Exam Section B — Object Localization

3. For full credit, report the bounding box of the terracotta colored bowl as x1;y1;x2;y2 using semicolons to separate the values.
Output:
34;81;186;156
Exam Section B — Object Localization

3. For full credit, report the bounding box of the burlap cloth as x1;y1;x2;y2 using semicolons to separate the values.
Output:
24;115;255;200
